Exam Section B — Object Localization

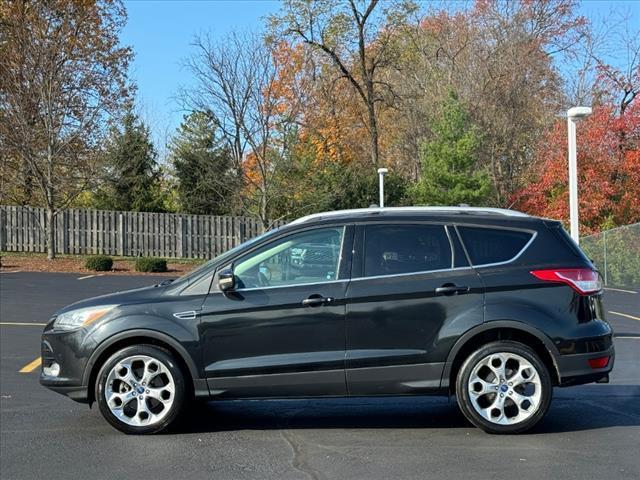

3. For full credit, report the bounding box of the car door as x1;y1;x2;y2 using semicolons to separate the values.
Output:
200;225;354;398
345;222;484;395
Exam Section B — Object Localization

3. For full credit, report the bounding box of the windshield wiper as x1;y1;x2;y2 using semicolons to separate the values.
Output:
156;278;175;287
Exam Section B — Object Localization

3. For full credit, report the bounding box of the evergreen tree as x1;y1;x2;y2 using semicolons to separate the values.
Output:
95;110;164;212
269;146;410;221
411;92;491;206
169;112;239;215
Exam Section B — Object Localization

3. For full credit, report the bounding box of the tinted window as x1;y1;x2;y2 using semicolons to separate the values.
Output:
364;224;451;277
447;225;470;268
234;227;344;289
174;226;282;285
457;226;533;266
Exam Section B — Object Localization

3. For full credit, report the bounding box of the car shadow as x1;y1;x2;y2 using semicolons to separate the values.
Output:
176;384;640;435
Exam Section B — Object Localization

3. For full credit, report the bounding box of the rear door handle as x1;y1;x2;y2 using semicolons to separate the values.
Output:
302;295;335;307
435;284;470;296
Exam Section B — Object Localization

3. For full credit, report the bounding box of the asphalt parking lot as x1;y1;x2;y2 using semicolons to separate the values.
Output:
1;272;639;480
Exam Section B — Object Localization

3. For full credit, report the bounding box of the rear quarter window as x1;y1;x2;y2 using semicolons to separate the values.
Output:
457;226;533;266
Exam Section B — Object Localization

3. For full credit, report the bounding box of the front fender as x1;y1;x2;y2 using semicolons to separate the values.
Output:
81;315;201;387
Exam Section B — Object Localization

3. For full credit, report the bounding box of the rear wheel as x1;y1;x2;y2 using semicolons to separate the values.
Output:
456;341;552;434
95;345;186;434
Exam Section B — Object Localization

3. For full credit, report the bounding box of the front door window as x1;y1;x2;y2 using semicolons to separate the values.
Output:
234;227;345;289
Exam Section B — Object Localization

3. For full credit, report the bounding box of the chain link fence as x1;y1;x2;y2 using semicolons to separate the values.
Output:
581;223;640;289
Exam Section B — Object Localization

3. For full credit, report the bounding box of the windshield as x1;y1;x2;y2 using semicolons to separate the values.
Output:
173;226;284;284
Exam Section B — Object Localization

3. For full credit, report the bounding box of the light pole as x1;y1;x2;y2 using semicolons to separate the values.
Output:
567;106;592;244
377;168;388;208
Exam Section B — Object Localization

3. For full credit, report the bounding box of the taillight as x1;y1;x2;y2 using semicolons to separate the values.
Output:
588;356;610;369
530;268;602;295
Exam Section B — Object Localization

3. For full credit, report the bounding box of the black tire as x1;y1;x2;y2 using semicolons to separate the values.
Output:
456;340;552;434
95;345;186;435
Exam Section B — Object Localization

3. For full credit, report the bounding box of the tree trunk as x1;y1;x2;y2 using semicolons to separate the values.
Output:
369;107;380;168
46;206;55;260
259;185;268;233
367;98;379;168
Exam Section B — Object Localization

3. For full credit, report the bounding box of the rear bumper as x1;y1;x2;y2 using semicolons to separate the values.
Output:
555;342;615;387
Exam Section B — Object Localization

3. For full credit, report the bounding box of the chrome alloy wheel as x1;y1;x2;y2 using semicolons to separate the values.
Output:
104;355;175;427
467;352;542;426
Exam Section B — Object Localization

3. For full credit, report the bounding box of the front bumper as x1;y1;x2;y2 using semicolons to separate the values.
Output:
39;381;89;402
40;326;91;403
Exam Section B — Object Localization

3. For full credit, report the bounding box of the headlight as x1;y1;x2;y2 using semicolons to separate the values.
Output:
53;305;118;331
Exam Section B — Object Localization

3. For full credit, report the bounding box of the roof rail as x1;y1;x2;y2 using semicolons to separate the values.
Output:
289;206;529;225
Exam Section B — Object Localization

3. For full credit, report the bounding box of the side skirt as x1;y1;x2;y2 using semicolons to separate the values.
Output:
201;363;447;399
206;369;348;398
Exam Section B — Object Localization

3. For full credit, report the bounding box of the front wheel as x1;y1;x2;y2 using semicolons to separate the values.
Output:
95;345;186;434
456;341;552;434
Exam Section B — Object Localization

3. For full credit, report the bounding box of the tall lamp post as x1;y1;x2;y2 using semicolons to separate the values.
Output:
567;106;592;244
377;168;388;208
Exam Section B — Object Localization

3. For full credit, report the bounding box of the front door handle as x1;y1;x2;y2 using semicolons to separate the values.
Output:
435;284;470;296
302;294;335;307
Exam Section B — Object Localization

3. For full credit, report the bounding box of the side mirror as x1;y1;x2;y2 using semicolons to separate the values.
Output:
218;267;236;292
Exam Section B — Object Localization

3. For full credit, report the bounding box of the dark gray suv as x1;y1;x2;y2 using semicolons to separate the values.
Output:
40;207;614;434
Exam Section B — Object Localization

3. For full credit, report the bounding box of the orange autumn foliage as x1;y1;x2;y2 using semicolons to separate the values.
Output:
242;151;264;189
513;104;640;233
270;41;372;167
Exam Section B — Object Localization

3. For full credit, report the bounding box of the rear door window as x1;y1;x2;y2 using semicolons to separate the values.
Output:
363;224;452;277
457;226;533;266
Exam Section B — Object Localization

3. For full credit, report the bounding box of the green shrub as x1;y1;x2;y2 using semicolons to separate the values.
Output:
85;255;113;272
135;257;167;273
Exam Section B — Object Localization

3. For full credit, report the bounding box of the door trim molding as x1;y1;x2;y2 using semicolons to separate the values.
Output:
346;362;446;394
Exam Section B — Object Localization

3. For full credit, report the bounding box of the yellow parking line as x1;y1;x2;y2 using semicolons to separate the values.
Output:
19;357;42;373
77;274;103;280
0;322;47;326
609;311;640;321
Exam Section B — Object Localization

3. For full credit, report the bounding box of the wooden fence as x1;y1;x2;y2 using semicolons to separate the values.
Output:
0;206;284;259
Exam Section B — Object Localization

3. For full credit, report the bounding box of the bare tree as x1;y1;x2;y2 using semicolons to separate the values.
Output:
561;6;640;111
180;32;298;229
0;0;132;259
272;0;417;168
592;10;640;115
392;1;586;206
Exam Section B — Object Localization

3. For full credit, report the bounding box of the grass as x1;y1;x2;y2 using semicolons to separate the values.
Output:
0;251;206;275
